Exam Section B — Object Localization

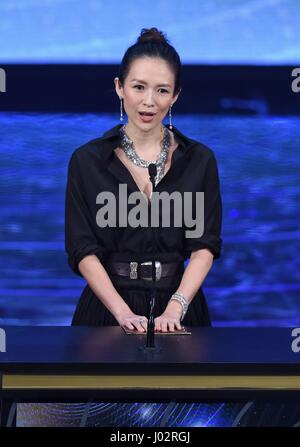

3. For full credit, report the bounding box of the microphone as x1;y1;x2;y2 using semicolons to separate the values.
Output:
148;163;157;182
145;163;159;350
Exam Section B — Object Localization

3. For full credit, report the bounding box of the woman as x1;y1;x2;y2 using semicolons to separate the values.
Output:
65;27;222;333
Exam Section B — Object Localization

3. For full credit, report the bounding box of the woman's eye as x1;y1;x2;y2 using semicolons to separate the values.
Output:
133;85;168;94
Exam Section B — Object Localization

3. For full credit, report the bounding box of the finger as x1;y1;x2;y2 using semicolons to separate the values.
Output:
161;320;168;332
168;321;175;332
140;322;147;332
124;322;135;330
175;320;182;331
154;318;161;332
133;321;145;332
140;318;148;331
140;322;146;331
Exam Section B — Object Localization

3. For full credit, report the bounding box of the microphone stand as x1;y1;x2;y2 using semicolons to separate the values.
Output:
140;163;161;352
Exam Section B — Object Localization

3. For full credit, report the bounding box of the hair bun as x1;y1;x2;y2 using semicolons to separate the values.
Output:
137;27;169;45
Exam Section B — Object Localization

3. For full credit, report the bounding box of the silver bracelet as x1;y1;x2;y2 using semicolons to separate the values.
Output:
169;292;189;321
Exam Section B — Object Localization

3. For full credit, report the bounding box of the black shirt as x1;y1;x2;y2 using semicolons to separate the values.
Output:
65;123;222;277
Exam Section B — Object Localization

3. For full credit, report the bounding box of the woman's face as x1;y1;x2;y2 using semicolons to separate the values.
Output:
114;57;180;132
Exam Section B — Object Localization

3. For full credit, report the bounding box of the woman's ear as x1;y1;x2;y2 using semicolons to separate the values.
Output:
114;77;123;98
172;88;181;106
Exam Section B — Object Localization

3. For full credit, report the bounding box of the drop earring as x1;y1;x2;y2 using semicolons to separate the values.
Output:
168;103;173;129
120;97;124;122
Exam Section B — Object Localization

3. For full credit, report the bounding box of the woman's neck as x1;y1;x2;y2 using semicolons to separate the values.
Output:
123;122;164;157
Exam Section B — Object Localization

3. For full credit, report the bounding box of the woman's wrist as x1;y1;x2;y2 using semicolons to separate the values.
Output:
113;300;132;320
169;292;189;321
166;299;183;317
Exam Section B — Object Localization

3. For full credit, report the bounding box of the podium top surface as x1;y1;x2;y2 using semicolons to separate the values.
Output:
0;326;299;374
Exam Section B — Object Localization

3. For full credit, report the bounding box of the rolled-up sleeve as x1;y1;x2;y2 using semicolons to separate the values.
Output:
184;155;222;260
65;152;105;276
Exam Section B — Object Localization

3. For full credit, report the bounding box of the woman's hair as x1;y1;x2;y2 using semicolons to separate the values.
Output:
118;27;181;97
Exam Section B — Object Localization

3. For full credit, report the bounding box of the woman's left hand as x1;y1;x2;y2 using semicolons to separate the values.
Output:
154;300;183;332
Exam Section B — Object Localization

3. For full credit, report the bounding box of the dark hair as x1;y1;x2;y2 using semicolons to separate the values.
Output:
118;27;181;97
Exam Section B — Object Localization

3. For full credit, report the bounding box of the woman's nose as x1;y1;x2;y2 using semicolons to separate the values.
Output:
143;90;155;105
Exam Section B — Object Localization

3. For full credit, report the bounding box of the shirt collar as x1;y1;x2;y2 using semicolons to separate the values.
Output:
99;123;197;161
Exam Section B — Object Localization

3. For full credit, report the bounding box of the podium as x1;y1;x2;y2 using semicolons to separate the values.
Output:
1;326;300;426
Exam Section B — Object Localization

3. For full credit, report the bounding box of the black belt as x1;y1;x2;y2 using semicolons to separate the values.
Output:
106;260;181;281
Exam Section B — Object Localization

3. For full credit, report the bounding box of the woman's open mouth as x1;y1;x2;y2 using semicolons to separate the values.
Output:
138;112;156;122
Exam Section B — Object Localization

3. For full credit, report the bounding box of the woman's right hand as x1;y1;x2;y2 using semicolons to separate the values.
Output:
115;310;148;332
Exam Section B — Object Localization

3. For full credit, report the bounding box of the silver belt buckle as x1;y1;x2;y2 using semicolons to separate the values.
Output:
140;261;162;281
129;262;138;280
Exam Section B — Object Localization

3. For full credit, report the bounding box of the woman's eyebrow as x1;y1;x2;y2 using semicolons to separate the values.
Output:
131;79;171;87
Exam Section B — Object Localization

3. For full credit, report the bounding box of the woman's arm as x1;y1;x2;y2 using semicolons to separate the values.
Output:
66;153;148;332
177;248;214;302
154;248;213;331
157;152;223;330
78;255;148;332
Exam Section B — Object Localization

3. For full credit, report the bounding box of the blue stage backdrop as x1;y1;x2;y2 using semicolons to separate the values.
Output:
0;0;299;64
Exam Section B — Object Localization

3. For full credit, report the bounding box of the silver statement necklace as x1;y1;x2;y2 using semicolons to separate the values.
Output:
119;124;171;187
